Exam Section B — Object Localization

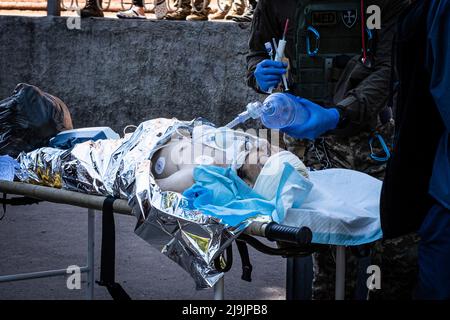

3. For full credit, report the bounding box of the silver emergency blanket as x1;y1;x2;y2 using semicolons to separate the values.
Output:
16;147;67;188
17;118;270;289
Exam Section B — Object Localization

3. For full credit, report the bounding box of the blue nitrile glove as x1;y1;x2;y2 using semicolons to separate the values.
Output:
254;59;288;93
0;155;19;182
280;96;340;140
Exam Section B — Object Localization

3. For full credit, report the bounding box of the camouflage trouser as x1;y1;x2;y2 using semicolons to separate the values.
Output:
370;234;420;300
284;120;396;178
284;121;420;299
309;234;420;300
175;0;211;14
220;0;246;11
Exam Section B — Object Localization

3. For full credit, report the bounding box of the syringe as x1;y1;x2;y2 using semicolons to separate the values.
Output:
269;19;290;93
225;101;270;128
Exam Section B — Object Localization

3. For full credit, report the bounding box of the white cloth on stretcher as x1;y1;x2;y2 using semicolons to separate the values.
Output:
283;168;383;246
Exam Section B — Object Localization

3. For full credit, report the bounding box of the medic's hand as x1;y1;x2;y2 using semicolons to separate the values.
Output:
280;97;340;140
254;60;287;93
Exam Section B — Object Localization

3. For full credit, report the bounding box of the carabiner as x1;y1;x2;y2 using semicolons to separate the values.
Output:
366;27;373;41
361;27;375;67
369;133;391;162
306;26;320;57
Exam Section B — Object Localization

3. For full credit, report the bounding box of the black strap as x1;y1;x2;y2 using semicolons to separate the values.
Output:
1;193;42;220
238;233;319;257
388;29;398;112
214;244;233;273
0;194;42;206
236;240;253;282
214;231;320;282
213;240;253;283
379;30;399;126
1;193;6;220
96;197;131;300
213;233;321;285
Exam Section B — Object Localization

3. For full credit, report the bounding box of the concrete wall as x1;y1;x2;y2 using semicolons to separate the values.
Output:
0;16;263;132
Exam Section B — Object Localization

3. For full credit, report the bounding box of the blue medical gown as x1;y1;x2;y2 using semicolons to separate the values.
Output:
427;0;450;210
182;164;312;227
183;166;272;226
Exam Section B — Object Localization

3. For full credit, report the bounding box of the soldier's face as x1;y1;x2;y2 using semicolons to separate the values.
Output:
239;139;283;186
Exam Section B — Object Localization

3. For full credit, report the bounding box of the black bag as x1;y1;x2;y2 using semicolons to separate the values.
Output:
0;83;73;157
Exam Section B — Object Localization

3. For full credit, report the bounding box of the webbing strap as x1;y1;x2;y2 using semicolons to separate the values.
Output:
96;196;131;300
214;244;233;273
236;240;253;282
214;240;253;282
1;193;42;219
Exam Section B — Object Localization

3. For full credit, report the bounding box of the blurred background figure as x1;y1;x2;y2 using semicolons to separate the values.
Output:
117;0;146;19
165;0;212;21
230;0;257;22
154;0;170;19
209;0;245;20
80;0;104;17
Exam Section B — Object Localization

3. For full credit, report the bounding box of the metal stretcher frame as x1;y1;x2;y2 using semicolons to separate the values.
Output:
0;180;347;300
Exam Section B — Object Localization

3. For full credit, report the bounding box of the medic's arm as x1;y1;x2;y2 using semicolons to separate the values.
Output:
427;0;450;131
246;0;281;94
332;0;410;136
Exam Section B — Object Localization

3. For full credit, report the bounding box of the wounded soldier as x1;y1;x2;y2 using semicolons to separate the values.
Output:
14;118;384;291
17;118;382;246
150;124;308;193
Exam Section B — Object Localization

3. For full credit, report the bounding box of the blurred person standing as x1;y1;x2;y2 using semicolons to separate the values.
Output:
165;0;212;21
209;0;246;20
80;0;104;17
229;0;257;22
380;0;450;300
117;0;147;19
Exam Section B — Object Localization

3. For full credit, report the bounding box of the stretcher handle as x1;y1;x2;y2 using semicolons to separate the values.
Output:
265;222;312;245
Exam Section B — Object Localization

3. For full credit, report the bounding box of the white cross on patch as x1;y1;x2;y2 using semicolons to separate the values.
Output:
342;9;358;28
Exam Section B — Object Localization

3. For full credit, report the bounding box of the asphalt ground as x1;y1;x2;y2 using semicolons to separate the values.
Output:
0;201;286;300
0;4;285;300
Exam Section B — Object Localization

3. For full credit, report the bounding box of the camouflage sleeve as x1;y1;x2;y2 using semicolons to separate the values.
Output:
332;0;410;136
246;0;281;93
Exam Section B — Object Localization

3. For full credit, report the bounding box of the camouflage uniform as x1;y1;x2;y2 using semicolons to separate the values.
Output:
164;0;211;20
248;0;419;299
284;120;395;179
209;0;246;20
173;0;211;15
222;0;246;12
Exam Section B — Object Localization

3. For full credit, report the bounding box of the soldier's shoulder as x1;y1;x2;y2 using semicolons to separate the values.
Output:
369;0;409;9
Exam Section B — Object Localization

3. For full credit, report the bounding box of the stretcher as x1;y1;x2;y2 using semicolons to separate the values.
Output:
0;180;349;300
